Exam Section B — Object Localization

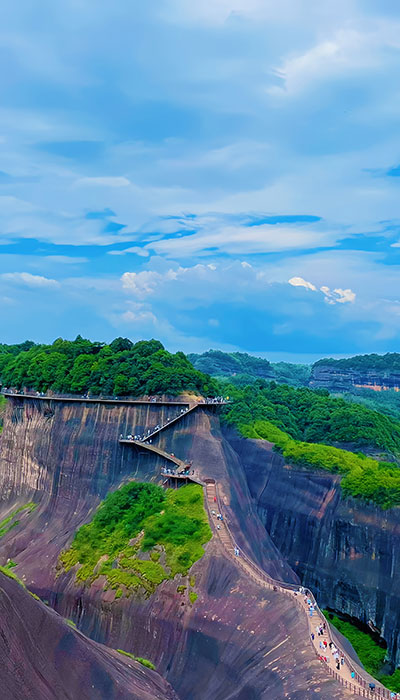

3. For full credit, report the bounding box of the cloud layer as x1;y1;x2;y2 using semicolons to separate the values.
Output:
0;1;399;357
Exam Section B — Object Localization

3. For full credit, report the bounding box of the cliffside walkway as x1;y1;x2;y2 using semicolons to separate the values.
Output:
119;439;189;471
2;391;192;407
2;390;228;410
203;480;391;700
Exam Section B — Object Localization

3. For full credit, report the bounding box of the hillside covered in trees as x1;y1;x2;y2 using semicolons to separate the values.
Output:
223;381;400;456
188;349;310;387
313;353;400;372
0;336;217;397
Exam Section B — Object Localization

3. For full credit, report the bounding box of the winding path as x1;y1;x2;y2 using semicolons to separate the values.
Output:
6;390;390;697
203;480;392;699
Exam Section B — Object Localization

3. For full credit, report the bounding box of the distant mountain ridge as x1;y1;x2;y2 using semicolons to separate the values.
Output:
188;350;310;387
311;353;400;392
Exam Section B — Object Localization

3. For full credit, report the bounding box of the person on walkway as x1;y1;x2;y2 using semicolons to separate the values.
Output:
336;662;340;671
311;633;315;641
369;682;375;692
351;671;355;680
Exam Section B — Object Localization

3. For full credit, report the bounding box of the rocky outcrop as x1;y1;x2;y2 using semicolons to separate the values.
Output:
0;396;350;699
310;364;400;391
0;571;178;700
228;431;400;667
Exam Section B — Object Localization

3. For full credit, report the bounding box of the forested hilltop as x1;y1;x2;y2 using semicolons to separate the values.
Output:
313;352;400;371
0;336;217;397
223;381;400;456
223;382;400;507
188;349;310;387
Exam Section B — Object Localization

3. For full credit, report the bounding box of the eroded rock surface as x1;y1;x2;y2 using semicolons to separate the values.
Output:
228;430;400;666
0;571;178;700
0;397;352;698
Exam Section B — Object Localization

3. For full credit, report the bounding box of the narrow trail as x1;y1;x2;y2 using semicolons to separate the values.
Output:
10;390;388;697
202;479;392;699
117;400;393;698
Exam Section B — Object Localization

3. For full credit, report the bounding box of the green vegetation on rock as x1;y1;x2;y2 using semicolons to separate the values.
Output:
243;420;400;508
189;591;198;604
0;336;216;397
59;482;211;597
117;649;156;670
189;349;310;387
324;611;400;693
314;353;400;372
0;502;37;537
223;382;400;456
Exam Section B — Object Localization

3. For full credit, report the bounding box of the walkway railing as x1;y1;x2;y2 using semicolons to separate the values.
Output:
210;481;390;699
2;389;228;407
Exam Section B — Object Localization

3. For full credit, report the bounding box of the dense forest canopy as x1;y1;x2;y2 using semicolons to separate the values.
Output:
0;336;217;397
223;381;400;455
313;353;400;372
189;349;310;387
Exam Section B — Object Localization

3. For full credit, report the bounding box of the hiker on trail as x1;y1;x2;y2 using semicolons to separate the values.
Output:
336;662;340;671
369;682;375;692
351;671;355;680
311;633;314;641
340;657;344;666
323;640;327;648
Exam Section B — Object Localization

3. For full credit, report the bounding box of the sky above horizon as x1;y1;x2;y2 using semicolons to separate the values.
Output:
1;0;400;361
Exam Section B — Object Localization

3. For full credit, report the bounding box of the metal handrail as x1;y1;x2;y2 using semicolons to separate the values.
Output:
213;482;389;699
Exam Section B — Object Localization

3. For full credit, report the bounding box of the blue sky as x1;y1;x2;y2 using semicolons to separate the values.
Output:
1;0;400;360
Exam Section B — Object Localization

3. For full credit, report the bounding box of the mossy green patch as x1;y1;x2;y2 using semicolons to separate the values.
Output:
0;502;37;537
117;649;156;670
189;591;198;604
59;482;211;598
244;420;400;508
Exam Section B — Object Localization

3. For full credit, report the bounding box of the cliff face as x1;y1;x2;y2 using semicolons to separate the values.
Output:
228;431;400;666
0;396;350;699
310;364;400;391
0;571;178;700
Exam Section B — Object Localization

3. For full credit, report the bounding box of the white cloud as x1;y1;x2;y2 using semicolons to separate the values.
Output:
108;247;150;257
320;284;356;304
43;255;88;264
333;287;356;304
121;309;157;323
2;272;59;288
75;176;131;188
146;222;336;257
288;276;317;291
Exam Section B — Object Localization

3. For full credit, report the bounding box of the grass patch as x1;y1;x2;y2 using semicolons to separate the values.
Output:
243;420;400;508
66;619;77;628
59;482;211;598
117;649;156;670
0;564;27;589
0;502;37;537
189;591;198;604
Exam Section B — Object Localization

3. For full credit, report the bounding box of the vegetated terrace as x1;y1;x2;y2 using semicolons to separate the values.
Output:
242;420;400;509
59;482;211;598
